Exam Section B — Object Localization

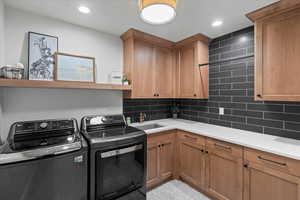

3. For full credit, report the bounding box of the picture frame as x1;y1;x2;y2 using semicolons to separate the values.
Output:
28;32;58;81
54;52;96;83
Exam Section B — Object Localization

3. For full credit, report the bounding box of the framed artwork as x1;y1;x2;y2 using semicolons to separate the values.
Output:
28;32;58;81
54;52;96;83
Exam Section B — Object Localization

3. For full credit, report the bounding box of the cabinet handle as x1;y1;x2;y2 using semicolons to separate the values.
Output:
257;94;262;98
214;143;232;151
154;94;157;97
205;151;209;154
157;94;160;97
201;149;204;153
243;164;249;168
184;134;197;140
257;156;287;167
194;94;197;97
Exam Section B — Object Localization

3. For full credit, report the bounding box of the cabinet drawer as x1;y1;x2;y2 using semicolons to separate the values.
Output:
147;130;175;145
245;148;300;177
178;131;206;146
207;138;243;159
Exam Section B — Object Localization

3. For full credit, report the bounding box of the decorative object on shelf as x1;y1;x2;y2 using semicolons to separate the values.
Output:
28;32;58;81
54;52;96;83
108;71;122;85
0;63;24;79
139;0;177;25
122;76;130;85
170;103;180;119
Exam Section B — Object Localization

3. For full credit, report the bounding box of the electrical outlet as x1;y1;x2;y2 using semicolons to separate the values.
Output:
219;107;224;115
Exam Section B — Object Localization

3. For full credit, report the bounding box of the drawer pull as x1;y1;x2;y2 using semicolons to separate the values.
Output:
258;156;287;167
214;143;232;151
184;135;197;140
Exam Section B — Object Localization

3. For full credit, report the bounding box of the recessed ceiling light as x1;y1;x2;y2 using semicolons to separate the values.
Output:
212;20;223;27
78;6;90;14
140;0;177;25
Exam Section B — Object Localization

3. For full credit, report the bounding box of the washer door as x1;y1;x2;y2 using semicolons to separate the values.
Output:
0;150;87;200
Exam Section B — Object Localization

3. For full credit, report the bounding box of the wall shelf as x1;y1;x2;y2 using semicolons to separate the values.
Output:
0;79;132;91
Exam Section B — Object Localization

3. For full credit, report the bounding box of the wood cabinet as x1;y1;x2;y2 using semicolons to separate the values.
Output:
148;129;300;200
121;29;209;99
244;148;300;200
175;35;209;99
134;41;156;98
247;2;300;101
205;139;243;200
154;47;174;98
146;131;175;189
121;29;175;99
178;131;206;189
147;139;160;188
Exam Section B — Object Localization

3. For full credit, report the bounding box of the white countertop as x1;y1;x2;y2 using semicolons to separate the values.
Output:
131;118;300;161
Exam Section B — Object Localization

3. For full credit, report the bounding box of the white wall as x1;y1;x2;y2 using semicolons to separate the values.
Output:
0;6;125;140
1;87;122;140
0;0;4;142
4;6;123;83
0;0;4;67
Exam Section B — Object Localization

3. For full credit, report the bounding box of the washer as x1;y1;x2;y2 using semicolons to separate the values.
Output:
0;119;88;200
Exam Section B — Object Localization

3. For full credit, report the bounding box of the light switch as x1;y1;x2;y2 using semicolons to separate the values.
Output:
219;107;224;115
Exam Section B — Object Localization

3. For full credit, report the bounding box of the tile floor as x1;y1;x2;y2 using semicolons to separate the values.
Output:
147;180;211;200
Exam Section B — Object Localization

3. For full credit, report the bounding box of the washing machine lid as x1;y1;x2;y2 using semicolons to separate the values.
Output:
0;119;83;165
8;119;80;151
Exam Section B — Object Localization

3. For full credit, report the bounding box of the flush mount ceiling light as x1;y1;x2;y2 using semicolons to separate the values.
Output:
78;6;91;14
139;0;177;25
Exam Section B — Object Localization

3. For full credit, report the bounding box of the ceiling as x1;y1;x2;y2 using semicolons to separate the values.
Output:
4;0;279;41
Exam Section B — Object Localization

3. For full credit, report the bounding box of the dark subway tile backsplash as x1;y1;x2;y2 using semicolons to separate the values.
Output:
123;26;300;140
177;26;300;140
123;99;174;123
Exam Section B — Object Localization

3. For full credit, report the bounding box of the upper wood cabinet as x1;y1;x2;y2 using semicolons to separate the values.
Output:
121;29;175;99
121;29;209;99
247;1;300;101
175;35;209;99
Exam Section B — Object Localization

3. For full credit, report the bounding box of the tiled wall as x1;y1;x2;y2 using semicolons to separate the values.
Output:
178;26;300;140
123;99;174;123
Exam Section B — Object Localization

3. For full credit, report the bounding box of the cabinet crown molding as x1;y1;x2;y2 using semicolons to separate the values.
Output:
246;0;300;22
121;28;211;48
120;28;175;48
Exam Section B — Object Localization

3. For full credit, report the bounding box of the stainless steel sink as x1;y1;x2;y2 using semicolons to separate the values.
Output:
136;123;164;130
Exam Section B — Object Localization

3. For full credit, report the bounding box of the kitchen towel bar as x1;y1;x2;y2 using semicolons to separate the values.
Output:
199;54;254;67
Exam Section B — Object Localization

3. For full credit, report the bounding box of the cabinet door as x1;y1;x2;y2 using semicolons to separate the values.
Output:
147;141;160;189
178;45;197;98
134;41;156;98
244;162;300;200
194;41;209;99
159;139;174;181
205;140;243;200
154;47;174;98
179;141;206;189
255;7;300;101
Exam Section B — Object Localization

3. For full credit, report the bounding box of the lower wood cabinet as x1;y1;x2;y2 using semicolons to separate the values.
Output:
147;131;175;189
147;130;300;200
205;139;243;200
244;148;300;200
178;132;206;189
